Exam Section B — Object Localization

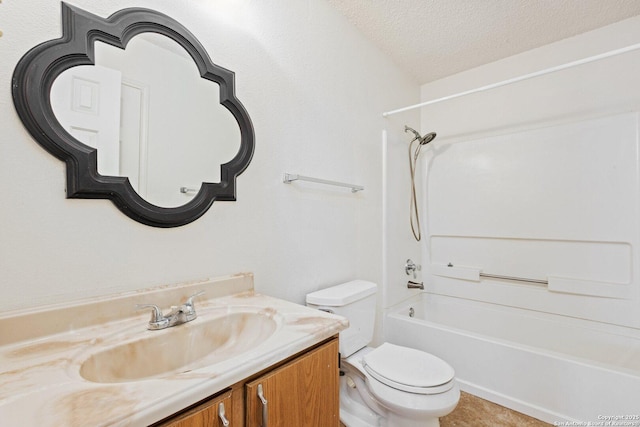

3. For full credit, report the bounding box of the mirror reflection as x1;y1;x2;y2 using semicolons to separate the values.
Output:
50;33;241;208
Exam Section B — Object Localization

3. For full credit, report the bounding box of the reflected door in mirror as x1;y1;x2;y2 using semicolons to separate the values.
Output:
50;65;122;176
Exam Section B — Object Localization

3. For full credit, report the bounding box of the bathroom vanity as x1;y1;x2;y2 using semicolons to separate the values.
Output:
156;337;339;426
0;274;347;426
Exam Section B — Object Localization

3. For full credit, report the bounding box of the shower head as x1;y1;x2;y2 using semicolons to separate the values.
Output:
419;132;437;145
405;126;436;242
404;125;436;145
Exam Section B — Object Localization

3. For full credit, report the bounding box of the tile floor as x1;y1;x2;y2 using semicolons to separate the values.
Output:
440;391;551;427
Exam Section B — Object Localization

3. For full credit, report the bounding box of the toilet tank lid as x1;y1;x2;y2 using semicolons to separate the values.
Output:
306;280;377;306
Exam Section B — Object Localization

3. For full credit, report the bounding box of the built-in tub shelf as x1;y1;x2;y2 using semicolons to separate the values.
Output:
432;262;632;300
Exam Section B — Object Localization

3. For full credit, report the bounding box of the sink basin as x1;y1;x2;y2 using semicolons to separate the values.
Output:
79;311;278;383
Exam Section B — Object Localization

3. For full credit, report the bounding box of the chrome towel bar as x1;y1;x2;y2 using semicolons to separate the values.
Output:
435;263;549;285
283;173;364;193
479;273;548;285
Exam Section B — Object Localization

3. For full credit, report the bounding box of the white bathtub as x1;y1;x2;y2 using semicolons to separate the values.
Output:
385;293;640;423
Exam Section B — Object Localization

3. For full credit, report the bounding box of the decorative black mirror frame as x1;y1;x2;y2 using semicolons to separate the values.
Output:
12;3;255;227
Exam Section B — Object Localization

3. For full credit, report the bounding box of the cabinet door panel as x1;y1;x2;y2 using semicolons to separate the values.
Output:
162;392;233;427
245;339;339;427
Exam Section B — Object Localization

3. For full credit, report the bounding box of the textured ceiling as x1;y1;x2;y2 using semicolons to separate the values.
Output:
326;0;640;84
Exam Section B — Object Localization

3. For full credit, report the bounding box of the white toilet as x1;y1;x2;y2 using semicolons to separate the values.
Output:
306;280;459;427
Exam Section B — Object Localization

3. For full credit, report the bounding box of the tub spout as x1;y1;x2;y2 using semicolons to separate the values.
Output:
407;280;424;290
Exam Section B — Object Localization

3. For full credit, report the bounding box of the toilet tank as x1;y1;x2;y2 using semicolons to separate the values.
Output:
306;280;377;357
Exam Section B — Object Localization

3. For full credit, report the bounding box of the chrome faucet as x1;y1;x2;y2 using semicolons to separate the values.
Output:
136;291;205;330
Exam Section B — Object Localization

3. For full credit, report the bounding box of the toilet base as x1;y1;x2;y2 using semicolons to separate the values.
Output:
340;371;384;427
340;358;452;427
340;373;443;427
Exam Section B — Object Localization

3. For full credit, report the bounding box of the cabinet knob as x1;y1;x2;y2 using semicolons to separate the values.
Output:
257;384;268;427
217;402;229;427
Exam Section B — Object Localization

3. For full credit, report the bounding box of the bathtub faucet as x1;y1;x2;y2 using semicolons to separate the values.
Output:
407;280;424;290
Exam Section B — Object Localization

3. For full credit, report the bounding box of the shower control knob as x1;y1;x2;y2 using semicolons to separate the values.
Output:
405;259;421;279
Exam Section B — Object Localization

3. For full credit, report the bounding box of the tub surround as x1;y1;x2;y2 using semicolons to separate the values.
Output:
0;273;348;426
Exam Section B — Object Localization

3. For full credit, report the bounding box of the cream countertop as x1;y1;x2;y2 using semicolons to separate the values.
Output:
0;274;348;426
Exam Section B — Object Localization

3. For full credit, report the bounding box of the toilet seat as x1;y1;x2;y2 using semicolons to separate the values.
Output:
361;343;455;395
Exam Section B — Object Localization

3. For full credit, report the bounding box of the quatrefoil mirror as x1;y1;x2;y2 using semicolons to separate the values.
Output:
12;3;255;227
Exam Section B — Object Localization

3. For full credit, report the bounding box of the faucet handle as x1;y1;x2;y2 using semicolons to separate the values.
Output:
181;291;205;321
184;290;205;309
136;304;169;330
405;259;421;279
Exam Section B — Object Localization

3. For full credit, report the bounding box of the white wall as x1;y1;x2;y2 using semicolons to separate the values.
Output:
418;16;640;330
0;0;418;312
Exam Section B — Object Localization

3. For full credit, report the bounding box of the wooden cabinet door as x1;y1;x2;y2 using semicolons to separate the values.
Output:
245;338;339;427
160;391;233;427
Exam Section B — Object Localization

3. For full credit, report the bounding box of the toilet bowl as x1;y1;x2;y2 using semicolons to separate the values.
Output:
306;280;459;427
344;345;460;427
